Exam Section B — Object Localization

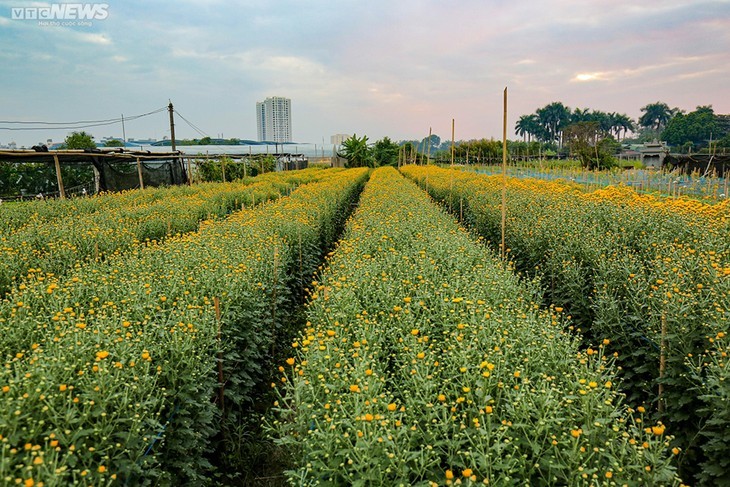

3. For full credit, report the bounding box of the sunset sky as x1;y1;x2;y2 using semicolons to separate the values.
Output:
1;0;729;147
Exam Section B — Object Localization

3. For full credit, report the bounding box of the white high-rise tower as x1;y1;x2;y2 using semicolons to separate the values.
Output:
256;96;292;143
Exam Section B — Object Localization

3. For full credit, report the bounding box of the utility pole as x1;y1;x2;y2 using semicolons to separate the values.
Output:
168;101;176;152
121;114;126;145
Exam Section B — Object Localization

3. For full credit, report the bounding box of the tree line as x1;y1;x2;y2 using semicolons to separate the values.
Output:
515;101;730;153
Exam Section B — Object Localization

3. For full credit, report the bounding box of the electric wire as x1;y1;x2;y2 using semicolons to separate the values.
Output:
173;109;209;138
0;107;167;131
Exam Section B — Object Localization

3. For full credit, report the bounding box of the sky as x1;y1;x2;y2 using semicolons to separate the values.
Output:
1;0;729;147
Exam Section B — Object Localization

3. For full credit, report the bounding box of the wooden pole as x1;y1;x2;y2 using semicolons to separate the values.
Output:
426;127;432;165
187;157;192;185
451;118;455;166
52;154;66;199
501;87;508;260
136;157;145;190
168;101;176;152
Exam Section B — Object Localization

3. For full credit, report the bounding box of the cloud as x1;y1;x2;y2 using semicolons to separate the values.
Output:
74;32;111;45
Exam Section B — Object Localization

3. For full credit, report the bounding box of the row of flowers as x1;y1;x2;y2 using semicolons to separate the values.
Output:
401;164;729;486
272;167;678;486
0;168;368;486
0;168;335;295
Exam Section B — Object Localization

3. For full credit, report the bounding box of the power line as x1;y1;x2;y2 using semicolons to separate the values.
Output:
173;109;209;138
0;107;167;131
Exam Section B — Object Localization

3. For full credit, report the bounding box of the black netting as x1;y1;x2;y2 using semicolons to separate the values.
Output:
93;158;187;191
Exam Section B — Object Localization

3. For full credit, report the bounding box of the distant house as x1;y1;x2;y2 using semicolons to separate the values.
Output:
640;141;668;169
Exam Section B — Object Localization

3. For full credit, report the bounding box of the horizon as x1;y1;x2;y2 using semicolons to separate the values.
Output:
1;0;729;147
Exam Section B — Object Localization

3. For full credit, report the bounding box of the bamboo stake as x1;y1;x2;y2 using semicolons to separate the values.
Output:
187;157;192;185
136;157;145;190
426;127;433;193
52;154;66;199
426;127;432;165
501;88;508;260
451;118;455;167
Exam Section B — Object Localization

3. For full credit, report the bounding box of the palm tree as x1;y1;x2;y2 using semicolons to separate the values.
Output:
571;108;591;124
612;113;635;141
338;134;373;167
515;114;541;143
639;102;673;131
537;102;571;146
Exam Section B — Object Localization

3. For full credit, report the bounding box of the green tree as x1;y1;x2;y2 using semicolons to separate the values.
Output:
104;139;124;147
62;131;96;150
661;105;718;150
338;134;373;168
564;121;618;170
418;134;441;155
638;102;676;131
372;137;399;166
536;102;571;145
515;114;542;143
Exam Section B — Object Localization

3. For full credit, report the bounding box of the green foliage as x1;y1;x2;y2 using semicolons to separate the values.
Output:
398;141;424;165
639;102;679;131
717;132;730;148
195;155;277;182
517;103;635;146
436;138;503;164
0;162;94;198
372;137;399;166
62;131;96;150
273;167;679;485
563;121;619;170
0;167;368;485
661;106;721;150
403;165;730;485
338;134;374;168
104;139;124;147
0;169;333;295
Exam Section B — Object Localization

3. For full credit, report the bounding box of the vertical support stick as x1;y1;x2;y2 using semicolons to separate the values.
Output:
214;297;225;415
53;154;66;199
501;87;508;260
426;127;432;166
136;157;145;190
187;157;192;185
451;118;455;167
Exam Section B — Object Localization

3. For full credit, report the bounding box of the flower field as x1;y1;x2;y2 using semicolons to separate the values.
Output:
401;164;729;485
0;167;334;295
0;168;367;485
272;167;678;486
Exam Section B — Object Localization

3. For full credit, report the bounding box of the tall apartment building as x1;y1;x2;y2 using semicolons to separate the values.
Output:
256;96;292;143
330;134;350;145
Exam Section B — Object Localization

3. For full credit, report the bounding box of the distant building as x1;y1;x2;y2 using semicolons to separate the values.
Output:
256;96;292;143
330;134;350;145
640;140;669;169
